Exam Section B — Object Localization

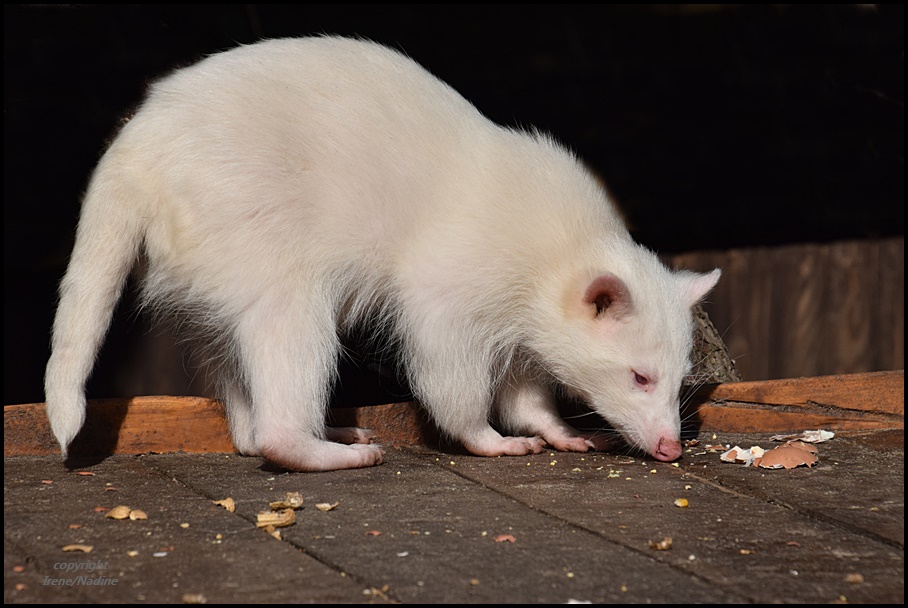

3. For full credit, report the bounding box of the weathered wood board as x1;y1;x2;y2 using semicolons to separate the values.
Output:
4;371;902;457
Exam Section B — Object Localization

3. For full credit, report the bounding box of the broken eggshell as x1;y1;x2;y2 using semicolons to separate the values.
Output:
720;446;765;466
754;441;818;469
770;430;835;444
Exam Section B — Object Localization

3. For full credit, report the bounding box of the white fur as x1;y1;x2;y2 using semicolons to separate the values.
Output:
45;37;720;470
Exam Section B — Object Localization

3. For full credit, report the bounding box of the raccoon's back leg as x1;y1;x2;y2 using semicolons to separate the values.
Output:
221;379;259;456
234;289;383;471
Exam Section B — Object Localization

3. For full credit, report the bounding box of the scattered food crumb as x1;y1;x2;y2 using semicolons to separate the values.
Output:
102;505;147;521
62;544;93;553
363;585;390;598
262;525;281;540
269;492;304;510
256;508;295;528
649;537;673;551
213;498;235;512
674;498;689;508
181;593;207;604
315;502;339;512
493;534;516;543
845;573;865;584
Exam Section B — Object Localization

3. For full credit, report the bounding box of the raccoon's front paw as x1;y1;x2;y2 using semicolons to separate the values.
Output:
463;434;546;457
540;430;623;453
543;434;593;453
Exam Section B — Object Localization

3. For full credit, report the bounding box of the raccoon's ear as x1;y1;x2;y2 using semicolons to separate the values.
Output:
679;268;721;307
584;273;632;319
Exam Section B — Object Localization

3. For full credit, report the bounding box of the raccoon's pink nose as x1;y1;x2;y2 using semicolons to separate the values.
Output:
653;437;682;462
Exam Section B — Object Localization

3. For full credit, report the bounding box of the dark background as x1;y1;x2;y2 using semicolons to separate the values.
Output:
4;4;903;405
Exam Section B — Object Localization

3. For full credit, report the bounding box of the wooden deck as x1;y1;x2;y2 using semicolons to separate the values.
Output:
4;372;903;603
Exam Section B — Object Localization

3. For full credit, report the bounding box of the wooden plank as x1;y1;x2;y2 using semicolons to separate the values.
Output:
5;372;902;456
692;402;900;433
3;396;234;457
692;246;775;382
771;243;824;378
878;238;905;371
667;238;905;381
694;370;903;416
3;397;431;458
826;241;876;374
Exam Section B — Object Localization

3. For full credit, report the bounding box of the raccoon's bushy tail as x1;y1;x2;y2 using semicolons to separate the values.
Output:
44;165;146;458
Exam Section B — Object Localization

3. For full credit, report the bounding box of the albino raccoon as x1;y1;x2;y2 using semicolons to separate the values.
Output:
45;37;720;471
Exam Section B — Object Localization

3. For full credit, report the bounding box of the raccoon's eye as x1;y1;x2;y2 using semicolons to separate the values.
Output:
633;371;650;387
